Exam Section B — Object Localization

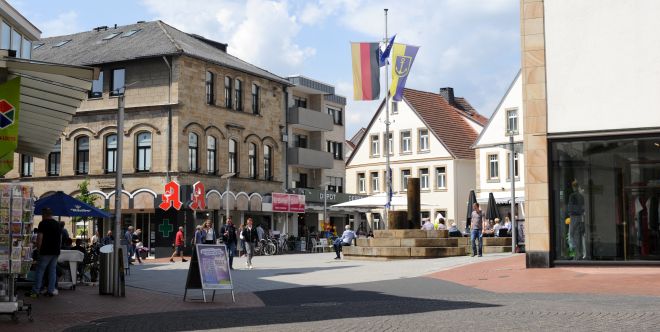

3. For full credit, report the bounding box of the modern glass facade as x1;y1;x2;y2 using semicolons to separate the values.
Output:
551;135;660;262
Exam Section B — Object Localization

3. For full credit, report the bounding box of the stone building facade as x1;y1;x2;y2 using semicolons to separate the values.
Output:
2;21;291;247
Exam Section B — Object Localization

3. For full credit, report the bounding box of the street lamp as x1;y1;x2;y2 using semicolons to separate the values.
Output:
507;129;517;254
111;81;138;297
221;172;236;223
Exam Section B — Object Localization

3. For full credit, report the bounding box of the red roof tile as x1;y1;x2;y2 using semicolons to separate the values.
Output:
403;88;484;159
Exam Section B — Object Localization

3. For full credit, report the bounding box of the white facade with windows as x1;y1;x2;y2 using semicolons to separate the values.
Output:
347;92;484;228
473;72;525;208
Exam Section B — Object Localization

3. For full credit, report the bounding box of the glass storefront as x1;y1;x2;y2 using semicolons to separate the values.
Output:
551;135;660;262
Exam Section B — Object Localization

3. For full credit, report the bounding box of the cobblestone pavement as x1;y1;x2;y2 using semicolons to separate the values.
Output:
67;277;660;331
3;253;659;331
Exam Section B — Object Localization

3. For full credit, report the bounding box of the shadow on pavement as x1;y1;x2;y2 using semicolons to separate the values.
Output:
66;283;499;331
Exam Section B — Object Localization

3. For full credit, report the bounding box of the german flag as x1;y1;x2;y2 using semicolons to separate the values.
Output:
351;42;380;101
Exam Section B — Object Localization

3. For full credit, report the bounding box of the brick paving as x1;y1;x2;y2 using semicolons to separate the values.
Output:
1;253;659;331
428;254;660;297
0;281;262;331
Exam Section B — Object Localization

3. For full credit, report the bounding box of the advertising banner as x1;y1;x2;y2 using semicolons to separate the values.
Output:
0;78;21;176
196;244;232;289
289;194;305;213
272;193;289;212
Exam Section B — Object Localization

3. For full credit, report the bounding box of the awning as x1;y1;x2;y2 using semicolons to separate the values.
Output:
477;195;525;205
2;56;97;158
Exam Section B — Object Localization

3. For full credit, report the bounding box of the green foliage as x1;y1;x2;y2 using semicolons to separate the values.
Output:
75;179;97;224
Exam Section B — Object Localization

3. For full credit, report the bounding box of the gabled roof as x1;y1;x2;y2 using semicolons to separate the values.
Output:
454;97;488;125
472;70;521;149
32;21;290;85
346;88;484;165
349;127;366;147
402;88;484;159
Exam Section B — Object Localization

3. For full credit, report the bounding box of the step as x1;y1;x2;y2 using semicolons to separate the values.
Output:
459;244;514;254
483;246;513;253
373;229;448;239
356;238;458;247
456;237;511;246
484;237;512;246
410;247;466;257
343;246;411;257
400;238;458;247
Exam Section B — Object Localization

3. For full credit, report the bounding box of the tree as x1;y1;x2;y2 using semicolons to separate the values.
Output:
75;179;97;239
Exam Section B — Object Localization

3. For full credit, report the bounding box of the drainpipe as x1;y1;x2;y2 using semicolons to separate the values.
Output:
283;86;289;192
162;56;173;182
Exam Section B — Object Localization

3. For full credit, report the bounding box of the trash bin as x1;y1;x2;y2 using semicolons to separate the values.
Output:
99;245;114;295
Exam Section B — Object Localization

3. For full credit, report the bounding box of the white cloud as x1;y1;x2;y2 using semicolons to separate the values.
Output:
142;0;315;73
39;11;81;37
141;0;520;138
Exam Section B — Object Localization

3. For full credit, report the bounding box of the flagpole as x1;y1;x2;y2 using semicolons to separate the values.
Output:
383;8;391;230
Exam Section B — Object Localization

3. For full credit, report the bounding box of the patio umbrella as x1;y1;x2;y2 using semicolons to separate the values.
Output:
34;191;110;218
486;192;500;221
34;191;110;242
465;190;477;230
331;192;433;208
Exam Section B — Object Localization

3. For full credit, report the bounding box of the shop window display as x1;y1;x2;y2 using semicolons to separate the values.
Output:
551;136;660;262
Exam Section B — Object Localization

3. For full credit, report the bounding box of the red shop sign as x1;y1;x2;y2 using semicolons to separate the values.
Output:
189;181;206;210
289;194;306;213
159;180;182;211
272;193;289;212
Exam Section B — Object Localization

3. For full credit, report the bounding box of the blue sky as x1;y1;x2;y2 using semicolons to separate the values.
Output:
10;0;520;138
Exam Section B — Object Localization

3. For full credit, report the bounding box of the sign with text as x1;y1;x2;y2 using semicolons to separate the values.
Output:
289;194;305;213
196;244;232;289
272;193;290;212
271;193;306;212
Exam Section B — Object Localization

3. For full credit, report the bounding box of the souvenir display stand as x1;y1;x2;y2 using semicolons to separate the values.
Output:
0;184;34;322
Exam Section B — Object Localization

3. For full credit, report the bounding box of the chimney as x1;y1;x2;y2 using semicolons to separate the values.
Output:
439;87;455;105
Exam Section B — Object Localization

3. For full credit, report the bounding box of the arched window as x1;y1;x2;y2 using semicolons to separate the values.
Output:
105;134;117;173
263;145;272;181
235;79;243;111
136;132;152;172
251;83;260;114
76;136;89;174
47;139;61;176
207;136;216;174
228;139;237;173
188;133;198;172
248;142;257;179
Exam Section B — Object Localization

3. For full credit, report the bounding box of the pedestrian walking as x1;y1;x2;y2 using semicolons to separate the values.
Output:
125;226;135;265
240;217;258;269
203;219;217;244
193;225;203;246
170;226;188;263
132;229;143;264
470;202;484;257
26;208;62;298
237;223;245;257
220;217;237;269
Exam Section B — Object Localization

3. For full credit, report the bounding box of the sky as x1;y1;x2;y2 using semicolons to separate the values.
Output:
9;0;521;139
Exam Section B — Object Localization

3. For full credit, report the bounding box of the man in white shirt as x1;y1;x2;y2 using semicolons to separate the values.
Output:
256;224;265;241
421;218;434;230
333;225;356;260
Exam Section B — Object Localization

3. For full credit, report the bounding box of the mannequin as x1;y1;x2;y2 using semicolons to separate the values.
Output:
568;180;586;259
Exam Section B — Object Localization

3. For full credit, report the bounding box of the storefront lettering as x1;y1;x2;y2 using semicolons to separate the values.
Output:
159;180;182;210
189;181;206;210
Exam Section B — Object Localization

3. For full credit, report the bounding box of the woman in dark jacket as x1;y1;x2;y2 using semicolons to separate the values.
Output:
240;217;259;269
